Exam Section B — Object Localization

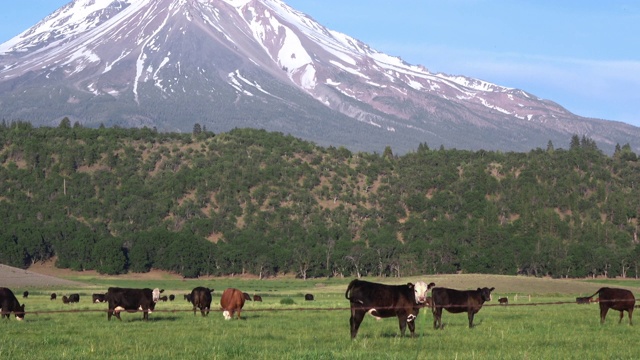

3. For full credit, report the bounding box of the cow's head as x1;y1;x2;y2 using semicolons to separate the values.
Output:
223;310;232;320
412;281;436;304
15;304;25;321
478;287;495;302
152;288;165;303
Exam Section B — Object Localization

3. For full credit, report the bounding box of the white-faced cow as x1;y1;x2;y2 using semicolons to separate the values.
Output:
586;287;635;325
190;287;214;317
220;288;245;320
345;279;435;339
0;287;25;321
105;287;164;321
431;287;495;329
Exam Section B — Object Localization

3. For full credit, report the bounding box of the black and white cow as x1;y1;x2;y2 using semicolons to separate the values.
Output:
92;293;107;303
105;287;164;321
345;279;435;339
0;287;25;320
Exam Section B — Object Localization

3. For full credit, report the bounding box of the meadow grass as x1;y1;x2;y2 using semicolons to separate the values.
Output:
2;276;639;359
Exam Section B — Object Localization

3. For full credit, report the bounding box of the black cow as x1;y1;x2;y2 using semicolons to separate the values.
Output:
184;294;193;302
69;294;80;303
586;287;635;325
253;295;262;302
23;291;29;299
0;287;25;320
105;287;162;321
432;287;495;329
191;287;214;317
576;296;592;304
50;293;57;301
169;294;175;301
345;279;435;339
92;293;107;303
243;292;252;301
305;293;314;301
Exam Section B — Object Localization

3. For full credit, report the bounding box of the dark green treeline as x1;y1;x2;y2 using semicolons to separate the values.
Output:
1;121;639;279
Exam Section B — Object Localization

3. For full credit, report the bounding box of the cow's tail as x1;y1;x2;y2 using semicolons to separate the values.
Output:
587;288;605;300
345;279;358;300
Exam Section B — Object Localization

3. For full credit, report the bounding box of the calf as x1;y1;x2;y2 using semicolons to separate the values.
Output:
92;293;107;303
220;288;245;320
191;287;214;317
253;295;262;302
305;293;314;301
0;287;25;320
498;297;508;305
432;287;495;329
105;287;162;321
345;279;435;339
586;287;635;325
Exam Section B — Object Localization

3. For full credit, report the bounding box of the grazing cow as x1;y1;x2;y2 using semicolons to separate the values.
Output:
432;287;495;329
305;293;314;301
62;295;70;304
253;295;262;302
0;287;25;321
23;291;29;299
169;294;175;301
576;296;592;304
184;294;193;302
69;294;80;303
345;279;435;339
50;293;57;301
159;296;168;302
220;288;245;320
92;293;107;303
498;297;508;305
586;287;635;325
105;287;163;321
243;292;252;301
191;287;214;317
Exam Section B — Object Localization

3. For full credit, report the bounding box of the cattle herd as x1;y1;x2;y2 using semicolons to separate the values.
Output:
1;282;637;338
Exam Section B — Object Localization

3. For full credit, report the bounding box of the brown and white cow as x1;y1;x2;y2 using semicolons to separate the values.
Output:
105;287;164;321
431;286;495;329
586;287;635;325
0;287;25;321
190;287;214;317
345;279;435;339
220;288;245;320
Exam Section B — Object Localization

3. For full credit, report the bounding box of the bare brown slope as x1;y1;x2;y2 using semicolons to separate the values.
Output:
0;264;87;288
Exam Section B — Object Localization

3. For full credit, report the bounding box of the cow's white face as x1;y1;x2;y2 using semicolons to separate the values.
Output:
223;310;231;320
413;281;433;304
152;288;164;303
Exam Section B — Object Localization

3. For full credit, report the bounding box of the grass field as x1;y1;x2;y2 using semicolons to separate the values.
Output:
2;274;639;359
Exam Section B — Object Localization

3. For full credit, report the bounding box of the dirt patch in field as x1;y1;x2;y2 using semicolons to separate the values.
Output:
0;264;87;289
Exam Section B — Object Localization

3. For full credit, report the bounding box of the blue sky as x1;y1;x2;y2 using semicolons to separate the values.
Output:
1;0;638;127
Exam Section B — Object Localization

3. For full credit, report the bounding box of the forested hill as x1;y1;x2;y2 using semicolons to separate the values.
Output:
1;121;640;279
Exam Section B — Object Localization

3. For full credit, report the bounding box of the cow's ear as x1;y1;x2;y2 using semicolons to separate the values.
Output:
490;287;495;291
407;283;414;288
477;288;482;291
160;289;165;293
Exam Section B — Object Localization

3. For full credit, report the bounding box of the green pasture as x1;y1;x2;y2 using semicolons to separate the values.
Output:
2;275;639;359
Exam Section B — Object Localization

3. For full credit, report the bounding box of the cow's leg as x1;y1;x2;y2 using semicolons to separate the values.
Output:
407;316;416;337
350;307;366;339
107;309;113;321
629;309;633;326
468;311;475;328
599;305;608;324
618;310;624;324
193;305;197;316
433;307;443;329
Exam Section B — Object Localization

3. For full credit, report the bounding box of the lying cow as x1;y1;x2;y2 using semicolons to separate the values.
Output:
585;287;635;325
305;293;314;301
220;288;245;320
92;293;107;303
106;287;163;321
345;279;435;339
432;286;495;329
0;287;25;321
576;296;592;304
191;287;214;317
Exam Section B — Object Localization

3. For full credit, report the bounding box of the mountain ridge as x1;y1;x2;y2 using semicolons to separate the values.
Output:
1;0;639;154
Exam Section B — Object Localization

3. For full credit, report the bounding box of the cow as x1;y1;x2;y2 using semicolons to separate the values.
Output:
431;286;495;329
345;279;435;339
498;297;508;305
243;292;252;301
69;294;80;303
576;296;592;304
190;287;214;317
62;295;70;304
169;294;175;301
159;295;168;302
184;294;193;302
23;291;29;299
105;287;163;321
92;293;107;303
0;287;25;321
253;295;262;302
50;293;57;301
585;287;635;325
220;288;245;320
305;293;314;301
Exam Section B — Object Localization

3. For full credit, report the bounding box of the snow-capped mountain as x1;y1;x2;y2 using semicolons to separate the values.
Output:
1;0;638;154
